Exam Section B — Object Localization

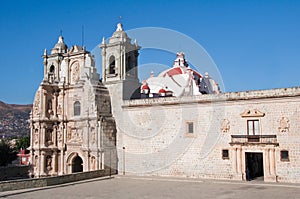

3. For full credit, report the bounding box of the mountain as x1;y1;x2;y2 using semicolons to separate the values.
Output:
0;101;32;139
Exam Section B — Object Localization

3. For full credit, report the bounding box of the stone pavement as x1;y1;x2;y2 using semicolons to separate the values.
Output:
1;175;300;199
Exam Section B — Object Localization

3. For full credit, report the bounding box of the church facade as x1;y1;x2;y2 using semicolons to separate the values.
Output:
29;24;300;183
29;36;117;177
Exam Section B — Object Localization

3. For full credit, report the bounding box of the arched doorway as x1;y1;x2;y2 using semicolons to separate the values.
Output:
72;156;83;173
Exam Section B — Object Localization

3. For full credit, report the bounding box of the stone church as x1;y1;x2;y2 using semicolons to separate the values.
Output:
29;23;300;183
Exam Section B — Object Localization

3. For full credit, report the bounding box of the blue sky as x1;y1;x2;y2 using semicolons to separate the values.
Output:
0;0;299;104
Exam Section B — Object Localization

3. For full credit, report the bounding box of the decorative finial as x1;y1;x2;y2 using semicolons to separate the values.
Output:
150;70;155;77
116;23;123;31
58;35;64;43
134;39;138;46
102;37;106;45
44;49;47;56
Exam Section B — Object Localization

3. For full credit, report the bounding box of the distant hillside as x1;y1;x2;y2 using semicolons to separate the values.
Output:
0;101;32;139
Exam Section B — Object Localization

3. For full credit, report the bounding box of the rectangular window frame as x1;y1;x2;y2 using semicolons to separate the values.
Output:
185;121;195;138
222;149;229;159
280;150;289;162
247;119;260;135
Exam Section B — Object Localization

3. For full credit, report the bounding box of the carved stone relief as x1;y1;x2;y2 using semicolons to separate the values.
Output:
71;62;80;83
46;156;52;172
34;129;39;145
278;117;290;133
91;156;96;170
33;91;40;116
68;128;82;143
46;129;53;145
57;104;62;115
57;130;63;143
221;119;230;133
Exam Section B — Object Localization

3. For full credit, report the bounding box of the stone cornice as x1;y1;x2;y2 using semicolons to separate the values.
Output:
122;87;300;108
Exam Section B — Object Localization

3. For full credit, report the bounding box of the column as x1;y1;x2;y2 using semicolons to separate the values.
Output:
53;92;58;118
241;148;246;180
237;147;242;174
269;147;275;176
59;151;64;175
40;151;46;176
265;148;270;176
102;48;106;81
41;125;47;147
53;125;57;147
232;147;237;174
42;90;47;119
53;151;58;175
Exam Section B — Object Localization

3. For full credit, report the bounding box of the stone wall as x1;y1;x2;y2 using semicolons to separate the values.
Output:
0;169;112;192
0;166;30;181
115;87;300;183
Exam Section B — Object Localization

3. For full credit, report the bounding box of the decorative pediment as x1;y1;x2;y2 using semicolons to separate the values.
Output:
240;109;265;118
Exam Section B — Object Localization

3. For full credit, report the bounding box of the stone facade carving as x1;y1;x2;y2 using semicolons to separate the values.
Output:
91;127;96;144
28;24;300;184
57;130;63;143
34;129;39;145
46;129;53;146
71;62;80;83
57;104;62;115
33;90;40;116
91;156;96;170
69;128;82;143
46;156;52;172
240;109;265;117
29;35;117;178
221;119;230;133
278;117;290;133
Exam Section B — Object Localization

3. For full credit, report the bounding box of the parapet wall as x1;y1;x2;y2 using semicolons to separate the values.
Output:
123;87;300;107
0;169;112;192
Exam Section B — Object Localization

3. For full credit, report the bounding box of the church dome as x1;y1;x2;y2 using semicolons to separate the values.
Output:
51;36;68;54
142;52;221;97
108;23;131;44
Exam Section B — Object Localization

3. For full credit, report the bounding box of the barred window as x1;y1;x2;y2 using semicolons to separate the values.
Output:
74;101;81;116
187;122;194;134
280;150;289;161
222;149;229;159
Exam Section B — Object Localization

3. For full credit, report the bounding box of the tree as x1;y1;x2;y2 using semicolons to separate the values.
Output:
0;139;17;166
15;136;30;150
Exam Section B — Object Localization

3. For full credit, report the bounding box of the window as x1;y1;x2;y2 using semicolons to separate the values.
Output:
74;101;81;116
49;65;55;73
247;120;259;135
187;122;194;134
109;55;116;74
126;55;131;72
222;149;229;159
280;150;289;161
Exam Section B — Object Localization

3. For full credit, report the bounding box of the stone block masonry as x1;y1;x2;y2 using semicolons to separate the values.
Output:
114;87;300;183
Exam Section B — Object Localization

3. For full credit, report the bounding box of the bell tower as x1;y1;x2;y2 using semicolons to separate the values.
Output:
100;23;141;100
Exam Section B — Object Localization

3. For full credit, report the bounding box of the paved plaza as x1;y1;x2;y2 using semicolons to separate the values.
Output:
1;176;300;199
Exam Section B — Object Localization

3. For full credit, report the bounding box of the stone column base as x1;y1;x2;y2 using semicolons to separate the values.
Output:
232;174;243;181
264;175;277;182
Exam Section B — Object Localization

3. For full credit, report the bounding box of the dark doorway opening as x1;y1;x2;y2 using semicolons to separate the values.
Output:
245;152;264;181
72;156;83;173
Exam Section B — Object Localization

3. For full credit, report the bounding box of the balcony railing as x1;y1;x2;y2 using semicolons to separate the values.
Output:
230;135;278;146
